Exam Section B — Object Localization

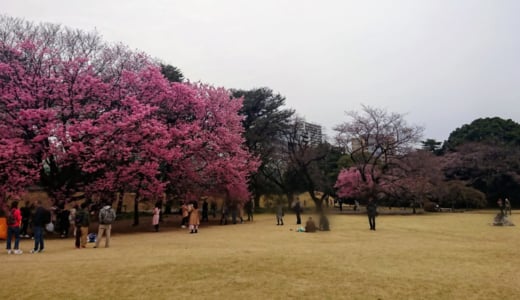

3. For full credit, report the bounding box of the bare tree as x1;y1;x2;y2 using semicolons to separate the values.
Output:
283;117;331;211
334;105;423;195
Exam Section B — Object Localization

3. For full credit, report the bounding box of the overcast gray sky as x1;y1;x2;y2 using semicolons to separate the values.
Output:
3;0;520;141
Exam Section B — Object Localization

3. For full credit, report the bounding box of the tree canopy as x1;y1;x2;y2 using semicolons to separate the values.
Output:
233;88;294;202
0;18;258;210
441;117;520;206
334;105;423;202
160;64;184;83
446;117;520;148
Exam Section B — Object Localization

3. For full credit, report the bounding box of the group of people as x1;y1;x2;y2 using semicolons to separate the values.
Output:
5;195;384;254
178;200;200;234
4;200;51;254
154;197;256;233
219;199;254;225
4;200;55;238
281;196;377;232
276;197;331;232
4;199;68;254
303;214;330;232
3;199;116;255
497;197;512;216
277;197;305;227
53;200;116;249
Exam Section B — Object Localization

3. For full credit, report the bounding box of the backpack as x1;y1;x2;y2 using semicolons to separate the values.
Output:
100;208;115;224
75;211;83;225
7;209;16;225
88;233;97;243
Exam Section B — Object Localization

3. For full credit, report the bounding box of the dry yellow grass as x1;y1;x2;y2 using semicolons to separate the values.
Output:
1;211;519;300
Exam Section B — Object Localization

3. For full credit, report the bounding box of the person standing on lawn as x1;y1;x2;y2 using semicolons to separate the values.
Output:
75;202;90;248
189;201;200;234
31;200;50;253
20;201;32;238
6;200;23;255
95;201;116;248
276;203;284;226
180;201;189;228
367;197;377;231
152;202;160;232
292;197;302;225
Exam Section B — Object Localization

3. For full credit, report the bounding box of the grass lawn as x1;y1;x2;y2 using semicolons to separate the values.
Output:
1;210;519;299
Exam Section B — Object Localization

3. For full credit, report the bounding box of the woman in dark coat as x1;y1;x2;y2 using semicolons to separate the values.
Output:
366;198;377;231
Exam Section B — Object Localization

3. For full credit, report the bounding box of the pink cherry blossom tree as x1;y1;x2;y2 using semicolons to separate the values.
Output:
0;41;58;204
334;105;423;203
334;167;374;199
188;84;259;201
144;79;259;204
1;30;259;219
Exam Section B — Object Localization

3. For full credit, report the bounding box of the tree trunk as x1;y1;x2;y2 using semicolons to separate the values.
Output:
133;192;140;226
309;190;322;212
285;191;294;209
254;194;261;211
116;192;123;214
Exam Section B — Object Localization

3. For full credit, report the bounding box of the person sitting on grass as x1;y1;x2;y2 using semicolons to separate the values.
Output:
319;212;330;231
305;217;317;233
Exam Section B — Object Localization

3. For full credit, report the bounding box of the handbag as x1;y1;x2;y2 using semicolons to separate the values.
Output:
45;222;54;232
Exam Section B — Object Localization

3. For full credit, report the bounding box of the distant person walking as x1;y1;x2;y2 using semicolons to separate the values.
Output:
152;202;160;232
220;204;229;225
231;203;238;224
189;201;200;234
276;203;284;226
59;206;71;238
238;203;244;224
180;202;189;228
292;198;302;225
497;198;504;215
20;201;32;238
319;212;330;231
31;200;50;253
6;200;23;255
95;202;116;248
367;198;377;231
201;199;209;222
245;198;254;221
504;198;511;216
210;200;217;218
75;203;90;248
70;205;78;238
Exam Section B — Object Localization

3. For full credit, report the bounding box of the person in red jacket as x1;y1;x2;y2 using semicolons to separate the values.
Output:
6;200;23;255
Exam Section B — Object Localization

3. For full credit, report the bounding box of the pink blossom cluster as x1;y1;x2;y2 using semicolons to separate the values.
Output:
334;167;374;199
0;40;259;203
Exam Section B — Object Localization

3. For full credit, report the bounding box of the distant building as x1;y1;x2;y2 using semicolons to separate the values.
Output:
351;136;377;153
272;119;323;155
350;135;395;155
300;121;323;145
